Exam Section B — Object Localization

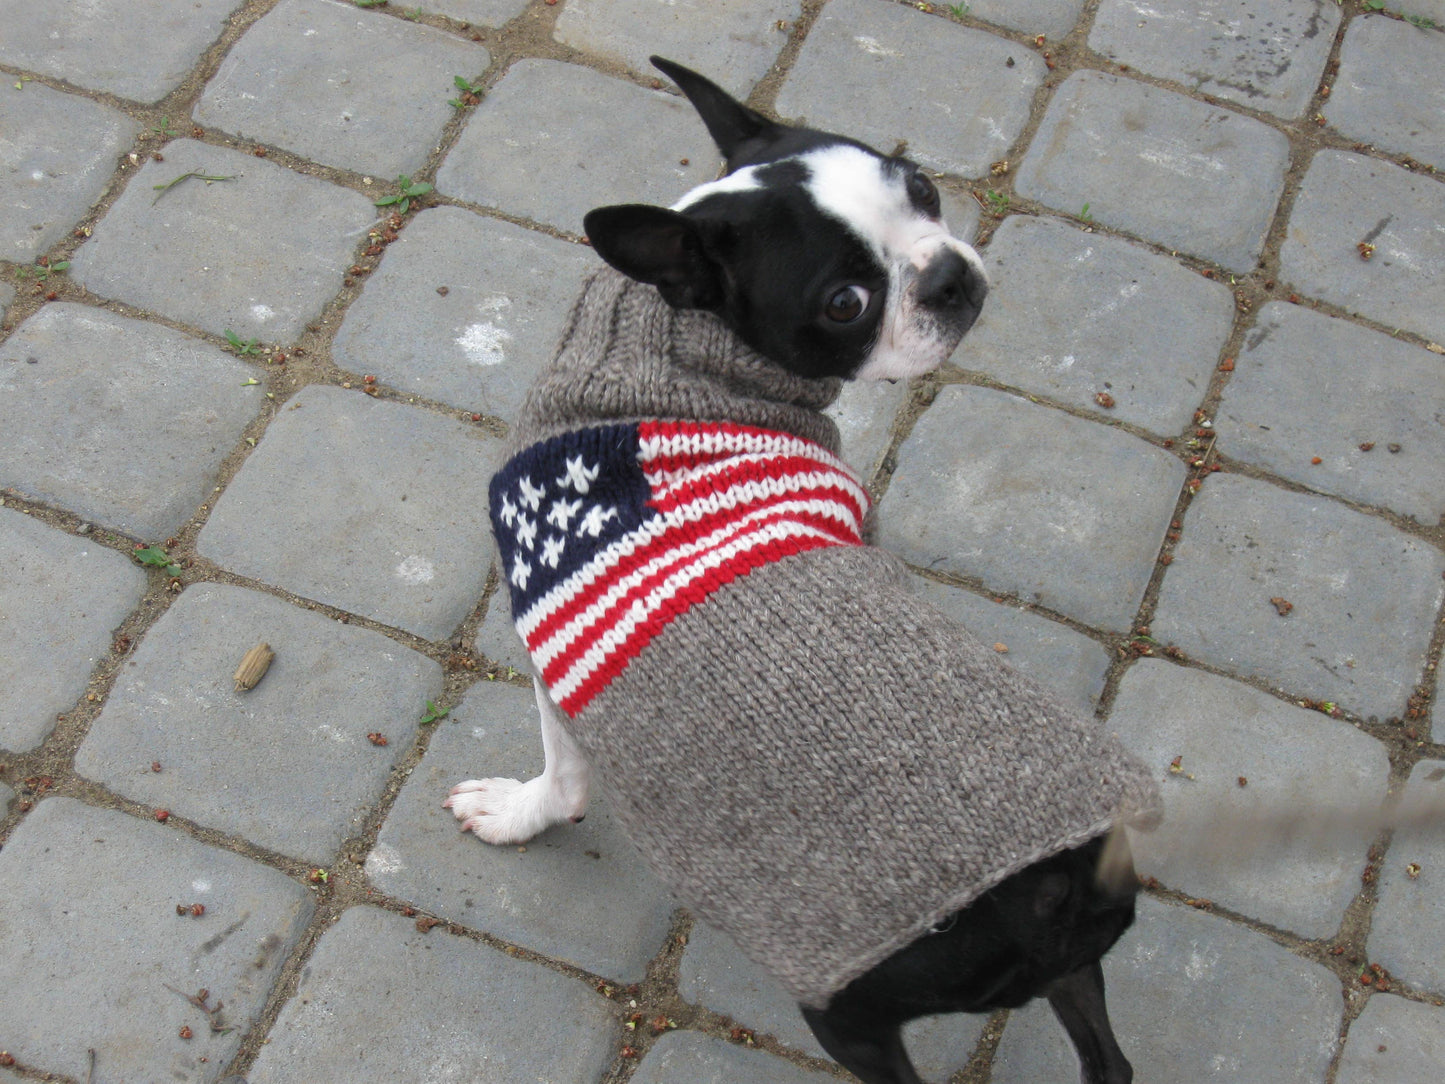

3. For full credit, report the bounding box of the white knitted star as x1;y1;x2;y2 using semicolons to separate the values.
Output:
498;493;518;527
517;475;546;512
510;556;532;590
539;535;566;569
516;513;537;551
557;456;600;494
547;497;583;530
576;505;619;538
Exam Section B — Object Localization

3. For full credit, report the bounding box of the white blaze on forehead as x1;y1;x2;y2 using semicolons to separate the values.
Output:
797;145;950;265
671;166;764;212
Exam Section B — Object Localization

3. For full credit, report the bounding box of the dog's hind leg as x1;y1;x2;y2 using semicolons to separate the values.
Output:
445;681;590;845
801;1005;924;1084
1045;959;1132;1084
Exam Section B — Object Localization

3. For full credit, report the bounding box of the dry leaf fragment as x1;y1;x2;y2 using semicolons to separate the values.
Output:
234;643;274;691
1270;597;1293;617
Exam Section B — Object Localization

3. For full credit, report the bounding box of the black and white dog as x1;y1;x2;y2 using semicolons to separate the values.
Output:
447;58;1142;1084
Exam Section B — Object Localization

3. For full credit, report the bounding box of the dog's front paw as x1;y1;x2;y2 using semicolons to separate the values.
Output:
444;777;561;845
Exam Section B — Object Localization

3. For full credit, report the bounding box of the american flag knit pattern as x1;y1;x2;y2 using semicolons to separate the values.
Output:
489;420;870;717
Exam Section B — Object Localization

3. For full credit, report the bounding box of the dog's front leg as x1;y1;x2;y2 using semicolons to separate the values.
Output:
444;681;590;845
1045;959;1132;1084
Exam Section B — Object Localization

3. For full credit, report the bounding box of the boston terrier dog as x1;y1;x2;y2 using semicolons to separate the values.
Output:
447;57;1158;1084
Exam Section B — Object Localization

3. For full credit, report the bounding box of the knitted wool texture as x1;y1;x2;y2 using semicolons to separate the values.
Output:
500;267;1162;1008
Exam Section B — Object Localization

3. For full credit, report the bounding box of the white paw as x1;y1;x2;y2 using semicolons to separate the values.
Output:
444;776;579;845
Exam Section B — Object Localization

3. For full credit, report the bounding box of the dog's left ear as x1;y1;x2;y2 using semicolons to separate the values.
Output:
650;56;785;168
584;204;725;311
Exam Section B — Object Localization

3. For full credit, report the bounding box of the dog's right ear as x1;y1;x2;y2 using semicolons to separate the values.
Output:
650;55;785;166
583;204;725;312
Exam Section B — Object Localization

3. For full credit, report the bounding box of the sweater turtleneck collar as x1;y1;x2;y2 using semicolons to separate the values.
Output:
510;267;844;455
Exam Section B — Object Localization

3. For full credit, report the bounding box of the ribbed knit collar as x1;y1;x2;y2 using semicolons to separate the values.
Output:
510;267;844;455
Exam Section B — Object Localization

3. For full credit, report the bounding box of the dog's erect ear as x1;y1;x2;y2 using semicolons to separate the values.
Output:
583;204;725;311
650;55;784;165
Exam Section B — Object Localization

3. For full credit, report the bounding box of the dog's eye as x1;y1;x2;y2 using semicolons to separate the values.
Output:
907;171;941;216
824;285;871;323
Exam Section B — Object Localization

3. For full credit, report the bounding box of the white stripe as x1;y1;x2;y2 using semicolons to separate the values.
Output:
544;518;841;703
640;429;859;481
514;479;863;641
653;469;866;533
522;496;859;667
649;452;869;512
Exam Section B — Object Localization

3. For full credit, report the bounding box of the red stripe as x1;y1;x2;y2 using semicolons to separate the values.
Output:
530;504;851;681
521;480;860;650
648;452;866;519
552;531;839;714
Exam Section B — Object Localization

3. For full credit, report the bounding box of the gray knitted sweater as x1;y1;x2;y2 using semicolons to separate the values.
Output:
492;268;1160;1008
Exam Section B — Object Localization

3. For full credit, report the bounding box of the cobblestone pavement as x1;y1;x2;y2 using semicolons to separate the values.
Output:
2;1;1443;1081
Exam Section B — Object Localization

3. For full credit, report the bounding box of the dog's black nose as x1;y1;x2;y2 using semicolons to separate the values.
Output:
917;248;987;314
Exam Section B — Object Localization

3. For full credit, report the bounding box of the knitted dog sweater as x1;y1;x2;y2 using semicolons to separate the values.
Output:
493;268;1161;1008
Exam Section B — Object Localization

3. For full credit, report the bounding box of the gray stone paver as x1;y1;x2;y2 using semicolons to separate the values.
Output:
436;59;723;234
247;906;619;1084
777;0;1047;177
0;797;314;1082
333;206;595;420
678;920;831;1059
2;3;1443;1081
825;376;910;481
965;0;1088;37
194;0;490;179
1336;994;1445;1083
0;303;265;539
70;139;376;342
0;83;140;260
958;214;1235;434
1326;14;1445;171
1366;759;1445;993
992;896;1343;1081
1216;301;1445;524
1109;661;1390;939
75;583;441;864
367;681;676;984
1089;0;1340;120
1396;0;1445;23
877;385;1186;632
0;507;146;752
473;588;531;674
554;0;801;100
914;577;1112;714
408;0;529;27
631;1030;838;1084
1016;70;1291;271
1280;149;1445;345
197;385;501;641
1152;474;1445;720
0;0;240;104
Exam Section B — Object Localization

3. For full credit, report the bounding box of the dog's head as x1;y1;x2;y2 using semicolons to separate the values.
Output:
583;57;987;382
